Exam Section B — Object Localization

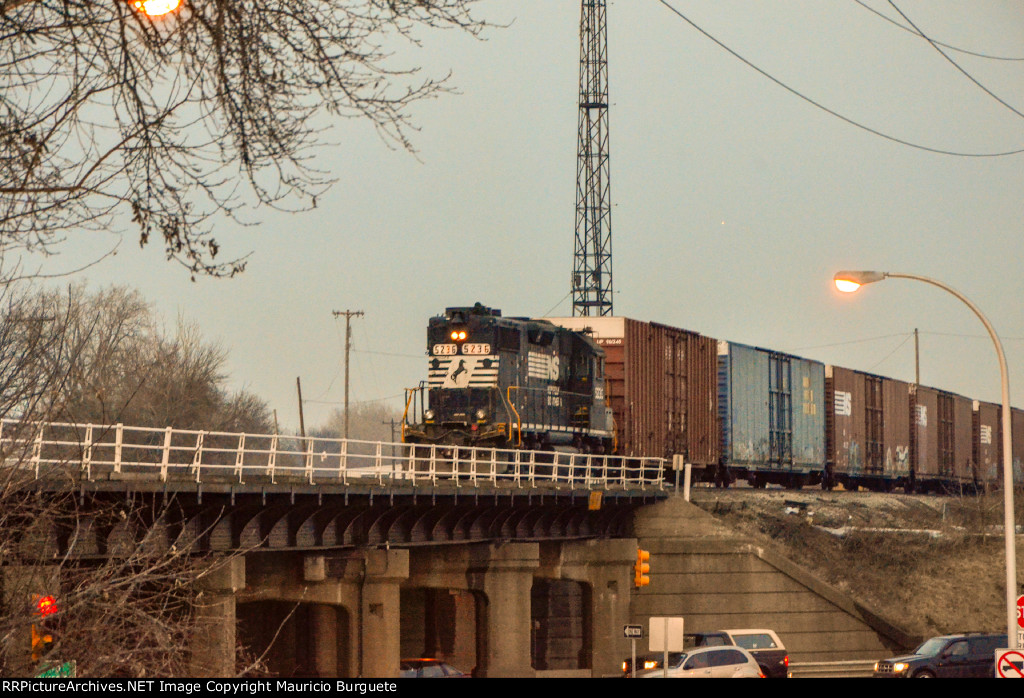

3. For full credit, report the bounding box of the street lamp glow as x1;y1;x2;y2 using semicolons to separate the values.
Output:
830;268;1018;649
133;0;181;16
833;271;887;293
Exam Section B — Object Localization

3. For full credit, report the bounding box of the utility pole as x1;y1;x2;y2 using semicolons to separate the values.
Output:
914;327;920;385
332;309;364;439
572;0;614;317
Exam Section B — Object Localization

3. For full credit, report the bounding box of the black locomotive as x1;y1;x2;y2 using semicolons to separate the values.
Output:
403;304;615;453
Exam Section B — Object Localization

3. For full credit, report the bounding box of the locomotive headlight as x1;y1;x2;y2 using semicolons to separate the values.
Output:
450;329;467;341
424;409;435;421
475;409;487;421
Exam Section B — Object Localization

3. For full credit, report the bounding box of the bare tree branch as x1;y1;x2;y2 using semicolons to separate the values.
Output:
1;0;490;278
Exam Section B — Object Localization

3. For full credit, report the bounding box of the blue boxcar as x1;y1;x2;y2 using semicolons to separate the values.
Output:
717;340;826;487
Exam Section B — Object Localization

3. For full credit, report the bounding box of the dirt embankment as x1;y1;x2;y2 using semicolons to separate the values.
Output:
690;487;1024;640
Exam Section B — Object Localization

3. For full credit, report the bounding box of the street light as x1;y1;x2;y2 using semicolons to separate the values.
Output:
133;0;182;17
834;270;1018;648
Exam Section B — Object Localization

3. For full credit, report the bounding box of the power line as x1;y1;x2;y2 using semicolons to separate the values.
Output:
854;0;1024;62
792;332;911;351
886;0;1024;122
656;0;1024;158
867;333;914;372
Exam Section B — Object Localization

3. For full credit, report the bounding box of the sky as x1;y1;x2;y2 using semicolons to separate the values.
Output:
28;0;1024;433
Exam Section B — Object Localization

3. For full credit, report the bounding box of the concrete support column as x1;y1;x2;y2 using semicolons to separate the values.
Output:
467;543;540;678
358;549;409;678
311;604;339;677
537;539;637;677
191;556;245;677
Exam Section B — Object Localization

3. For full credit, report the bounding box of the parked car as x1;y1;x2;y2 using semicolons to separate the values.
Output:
635;646;763;678
874;633;1007;678
622;632;732;676
399;658;468;678
719;629;790;679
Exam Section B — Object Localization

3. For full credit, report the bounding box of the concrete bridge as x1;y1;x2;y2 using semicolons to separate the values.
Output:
6;420;915;677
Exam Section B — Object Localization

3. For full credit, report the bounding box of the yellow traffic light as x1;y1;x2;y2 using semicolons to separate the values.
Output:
634;548;650;588
31;624;52;663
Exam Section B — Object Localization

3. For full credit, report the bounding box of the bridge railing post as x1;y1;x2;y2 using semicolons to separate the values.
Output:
160;426;173;482
114;423;124;474
267;434;278;484
82;424;93;481
191;431;205;483
233;433;246;484
31;423;43;478
304;436;315;485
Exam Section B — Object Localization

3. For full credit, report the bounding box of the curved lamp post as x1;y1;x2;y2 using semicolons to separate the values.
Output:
834;270;1018;648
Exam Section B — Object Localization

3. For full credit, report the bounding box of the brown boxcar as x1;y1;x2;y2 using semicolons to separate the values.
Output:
544;316;719;471
973;400;1002;490
825;366;911;491
911;385;974;493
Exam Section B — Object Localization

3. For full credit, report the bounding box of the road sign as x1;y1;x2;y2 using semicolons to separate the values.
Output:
624;624;643;639
1017;595;1023;629
997;649;1024;678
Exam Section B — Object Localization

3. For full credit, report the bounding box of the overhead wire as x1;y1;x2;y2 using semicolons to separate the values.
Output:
866;333;914;372
886;0;1024;121
655;0;1024;157
854;0;1024;62
792;332;911;351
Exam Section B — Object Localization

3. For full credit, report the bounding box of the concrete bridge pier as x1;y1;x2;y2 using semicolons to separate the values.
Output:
407;542;541;678
191;557;245;677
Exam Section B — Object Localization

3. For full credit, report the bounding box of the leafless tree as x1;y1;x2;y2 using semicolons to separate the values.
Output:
0;1;488;277
0;281;266;677
312;401;403;443
27;283;271;432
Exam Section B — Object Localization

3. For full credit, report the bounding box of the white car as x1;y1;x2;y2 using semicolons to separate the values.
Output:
636;645;764;678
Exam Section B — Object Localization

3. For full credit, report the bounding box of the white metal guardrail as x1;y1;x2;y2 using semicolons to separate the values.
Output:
0;419;666;491
788;660;878;678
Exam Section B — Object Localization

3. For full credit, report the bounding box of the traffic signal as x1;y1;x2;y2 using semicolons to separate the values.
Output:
30;594;57;664
634;548;650;588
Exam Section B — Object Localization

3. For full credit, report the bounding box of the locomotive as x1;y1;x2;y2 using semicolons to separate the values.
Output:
402;304;615;453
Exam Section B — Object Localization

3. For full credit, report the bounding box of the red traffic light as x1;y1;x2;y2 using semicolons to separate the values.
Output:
34;595;58;617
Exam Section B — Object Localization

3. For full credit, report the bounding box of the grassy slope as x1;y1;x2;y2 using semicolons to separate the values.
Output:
692;489;1023;641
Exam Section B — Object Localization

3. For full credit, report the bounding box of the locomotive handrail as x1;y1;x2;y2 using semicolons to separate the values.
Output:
0;418;666;492
505;385;522;447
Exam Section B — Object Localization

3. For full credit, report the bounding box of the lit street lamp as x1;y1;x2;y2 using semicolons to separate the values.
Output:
833;270;1018;648
133;0;182;17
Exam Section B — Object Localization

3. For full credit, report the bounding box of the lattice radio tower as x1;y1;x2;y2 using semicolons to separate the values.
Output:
572;0;613;317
